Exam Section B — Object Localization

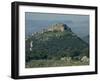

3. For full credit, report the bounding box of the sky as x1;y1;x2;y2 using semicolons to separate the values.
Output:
25;12;89;38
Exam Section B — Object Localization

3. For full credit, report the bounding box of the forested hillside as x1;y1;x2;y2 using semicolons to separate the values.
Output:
25;23;89;68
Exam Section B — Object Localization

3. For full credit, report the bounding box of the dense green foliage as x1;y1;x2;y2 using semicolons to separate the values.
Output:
25;29;89;62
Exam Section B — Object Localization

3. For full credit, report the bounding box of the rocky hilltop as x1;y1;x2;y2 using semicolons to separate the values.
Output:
47;23;72;32
30;23;72;36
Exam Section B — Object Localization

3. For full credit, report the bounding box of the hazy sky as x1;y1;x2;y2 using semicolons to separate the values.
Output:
25;12;89;38
26;12;89;21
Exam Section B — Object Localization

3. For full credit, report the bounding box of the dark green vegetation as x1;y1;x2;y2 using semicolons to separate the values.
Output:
25;23;89;68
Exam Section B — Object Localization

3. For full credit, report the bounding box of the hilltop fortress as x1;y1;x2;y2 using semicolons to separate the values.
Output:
47;23;71;32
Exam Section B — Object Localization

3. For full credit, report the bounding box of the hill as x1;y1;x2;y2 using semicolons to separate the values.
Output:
25;23;89;63
82;35;89;44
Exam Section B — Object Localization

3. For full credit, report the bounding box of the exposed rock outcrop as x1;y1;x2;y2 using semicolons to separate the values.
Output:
47;23;71;32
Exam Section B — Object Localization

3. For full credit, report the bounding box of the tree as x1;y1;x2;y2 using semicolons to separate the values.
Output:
70;49;81;58
81;48;89;57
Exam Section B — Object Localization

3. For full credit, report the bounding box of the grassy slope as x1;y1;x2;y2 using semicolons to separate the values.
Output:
26;60;89;68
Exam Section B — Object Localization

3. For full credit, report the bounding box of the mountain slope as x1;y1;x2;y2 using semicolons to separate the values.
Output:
82;35;89;44
25;23;89;62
